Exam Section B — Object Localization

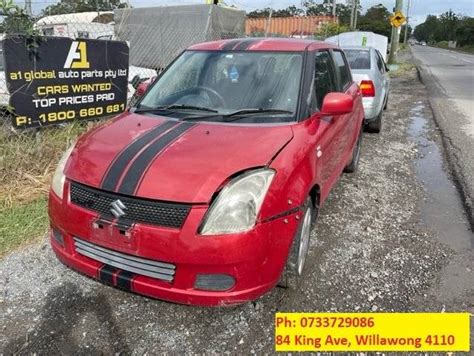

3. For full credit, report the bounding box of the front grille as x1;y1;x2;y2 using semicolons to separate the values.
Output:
74;238;176;282
70;181;191;228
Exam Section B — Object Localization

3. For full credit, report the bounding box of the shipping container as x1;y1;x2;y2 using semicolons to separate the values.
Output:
246;16;337;38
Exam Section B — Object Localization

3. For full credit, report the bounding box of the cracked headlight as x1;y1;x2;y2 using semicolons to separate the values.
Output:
51;144;74;199
200;168;275;235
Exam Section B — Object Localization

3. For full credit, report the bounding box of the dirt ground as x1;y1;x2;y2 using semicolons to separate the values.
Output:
1;62;473;354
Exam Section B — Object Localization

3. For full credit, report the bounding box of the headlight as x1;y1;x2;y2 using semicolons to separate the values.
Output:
51;144;75;199
200;168;275;235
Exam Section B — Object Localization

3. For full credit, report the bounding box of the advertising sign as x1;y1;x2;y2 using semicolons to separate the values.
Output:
3;36;129;129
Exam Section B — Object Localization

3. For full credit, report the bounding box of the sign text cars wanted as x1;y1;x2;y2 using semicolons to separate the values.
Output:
4;36;129;129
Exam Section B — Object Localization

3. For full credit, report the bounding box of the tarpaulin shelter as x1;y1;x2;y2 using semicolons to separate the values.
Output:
114;5;246;70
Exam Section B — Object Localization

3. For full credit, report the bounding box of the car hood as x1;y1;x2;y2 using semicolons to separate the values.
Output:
66;113;293;203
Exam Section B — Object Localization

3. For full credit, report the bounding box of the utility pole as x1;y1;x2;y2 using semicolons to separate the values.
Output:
25;0;32;16
332;0;337;18
264;9;273;37
353;0;359;29
349;0;355;29
403;0;411;44
388;0;404;64
349;0;359;30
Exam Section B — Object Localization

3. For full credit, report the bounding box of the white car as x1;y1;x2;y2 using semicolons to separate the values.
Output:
343;46;390;133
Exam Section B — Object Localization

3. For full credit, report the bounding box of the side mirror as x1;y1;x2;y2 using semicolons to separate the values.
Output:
320;92;353;116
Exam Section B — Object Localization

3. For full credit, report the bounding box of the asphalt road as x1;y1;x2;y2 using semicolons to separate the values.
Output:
411;45;474;225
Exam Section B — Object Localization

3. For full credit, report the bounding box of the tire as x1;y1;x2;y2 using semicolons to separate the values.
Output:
344;125;363;173
365;110;382;133
278;197;316;289
383;94;389;110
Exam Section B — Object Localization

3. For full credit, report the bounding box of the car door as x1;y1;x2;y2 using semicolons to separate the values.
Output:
309;50;345;195
330;50;360;176
375;49;389;111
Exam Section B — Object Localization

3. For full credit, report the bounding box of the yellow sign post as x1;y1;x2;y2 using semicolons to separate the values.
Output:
390;11;407;27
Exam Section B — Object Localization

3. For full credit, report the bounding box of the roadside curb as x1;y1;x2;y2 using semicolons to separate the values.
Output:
414;62;474;231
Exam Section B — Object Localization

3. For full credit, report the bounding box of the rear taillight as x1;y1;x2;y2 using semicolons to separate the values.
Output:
359;80;375;97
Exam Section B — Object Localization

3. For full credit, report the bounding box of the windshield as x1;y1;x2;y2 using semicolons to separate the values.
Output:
137;50;304;122
344;49;371;70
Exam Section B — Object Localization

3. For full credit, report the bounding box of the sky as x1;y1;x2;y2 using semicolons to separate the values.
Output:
23;0;474;27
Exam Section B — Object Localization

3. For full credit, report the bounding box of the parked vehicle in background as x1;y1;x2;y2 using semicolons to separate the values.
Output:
127;66;157;101
343;46;390;133
48;38;365;306
35;12;114;39
326;31;388;62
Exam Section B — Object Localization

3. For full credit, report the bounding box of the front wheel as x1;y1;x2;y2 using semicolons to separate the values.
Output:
278;197;316;289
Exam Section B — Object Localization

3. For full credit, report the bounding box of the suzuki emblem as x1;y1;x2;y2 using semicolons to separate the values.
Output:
110;199;127;218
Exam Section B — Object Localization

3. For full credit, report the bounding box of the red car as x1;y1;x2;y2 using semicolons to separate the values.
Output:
49;38;364;306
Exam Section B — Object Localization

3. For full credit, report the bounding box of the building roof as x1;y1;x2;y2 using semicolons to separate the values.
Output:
188;37;338;52
36;11;114;25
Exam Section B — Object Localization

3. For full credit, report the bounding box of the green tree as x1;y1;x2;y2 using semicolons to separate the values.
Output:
455;17;474;46
303;0;354;26
248;6;304;18
414;15;439;43
42;0;127;16
357;4;391;38
438;10;459;41
316;22;350;38
0;0;37;35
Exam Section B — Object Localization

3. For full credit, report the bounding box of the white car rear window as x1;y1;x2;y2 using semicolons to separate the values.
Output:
345;49;371;70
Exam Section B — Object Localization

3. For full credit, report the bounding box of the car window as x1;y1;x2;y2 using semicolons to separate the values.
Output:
344;49;371;70
139;51;304;122
375;50;384;72
313;51;337;111
332;50;352;91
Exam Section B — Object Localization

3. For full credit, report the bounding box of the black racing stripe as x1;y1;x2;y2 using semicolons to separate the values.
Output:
98;264;117;285
233;38;258;50
101;120;179;191
116;270;135;291
221;39;241;51
117;122;196;195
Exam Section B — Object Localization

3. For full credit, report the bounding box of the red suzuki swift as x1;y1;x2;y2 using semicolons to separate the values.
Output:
49;38;364;306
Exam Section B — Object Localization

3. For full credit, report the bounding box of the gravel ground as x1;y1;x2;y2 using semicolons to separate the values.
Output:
0;68;467;354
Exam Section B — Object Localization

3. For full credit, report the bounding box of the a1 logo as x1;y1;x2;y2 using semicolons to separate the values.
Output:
64;41;90;69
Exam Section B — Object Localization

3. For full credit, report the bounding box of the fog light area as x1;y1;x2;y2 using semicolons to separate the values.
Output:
194;274;235;291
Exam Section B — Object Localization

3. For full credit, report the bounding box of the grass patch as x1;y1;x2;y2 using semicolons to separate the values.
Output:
0;196;48;257
457;45;474;54
0;119;101;256
389;62;416;78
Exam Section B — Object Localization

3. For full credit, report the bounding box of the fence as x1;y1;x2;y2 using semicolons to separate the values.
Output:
0;4;246;130
0;3;246;206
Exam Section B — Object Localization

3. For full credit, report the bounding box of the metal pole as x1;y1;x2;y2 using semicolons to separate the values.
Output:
353;0;359;29
403;0;411;44
388;0;404;64
350;0;355;29
25;0;32;16
264;9;273;37
332;0;337;17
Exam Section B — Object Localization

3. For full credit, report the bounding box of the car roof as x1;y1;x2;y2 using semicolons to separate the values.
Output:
342;46;373;51
188;38;339;52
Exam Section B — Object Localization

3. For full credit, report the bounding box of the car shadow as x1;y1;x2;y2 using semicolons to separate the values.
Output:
3;282;130;354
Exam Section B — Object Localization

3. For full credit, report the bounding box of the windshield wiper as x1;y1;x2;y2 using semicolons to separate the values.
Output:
222;108;293;122
134;104;218;114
